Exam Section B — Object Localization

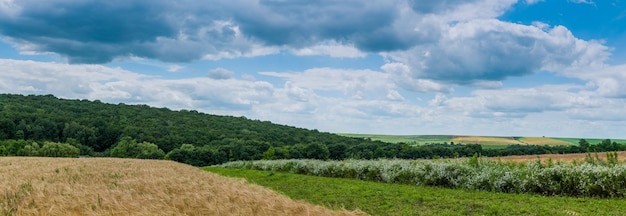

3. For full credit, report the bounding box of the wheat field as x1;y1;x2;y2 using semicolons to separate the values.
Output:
452;136;523;145
0;157;362;216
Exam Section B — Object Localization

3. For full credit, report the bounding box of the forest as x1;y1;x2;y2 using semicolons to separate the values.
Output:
1;94;624;166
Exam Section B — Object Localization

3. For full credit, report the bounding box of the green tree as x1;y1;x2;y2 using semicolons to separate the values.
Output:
0;118;15;140
111;136;165;159
135;141;165;159
20;142;40;156
0;145;6;156
66;138;95;156
304;142;330;160
578;139;590;152
110;136;139;158
262;147;276;160
39;141;80;157
328;143;347;160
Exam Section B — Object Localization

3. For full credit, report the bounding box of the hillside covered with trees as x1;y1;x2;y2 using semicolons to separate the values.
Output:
0;94;624;166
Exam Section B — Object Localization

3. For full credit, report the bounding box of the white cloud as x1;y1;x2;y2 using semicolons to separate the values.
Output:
207;68;235;80
384;19;610;86
2;58;626;138
525;0;544;5
381;62;452;93
0;0;20;18
1;0;625;138
386;89;405;101
260;68;394;100
167;64;184;72
291;41;366;58
0;59;273;112
568;0;595;5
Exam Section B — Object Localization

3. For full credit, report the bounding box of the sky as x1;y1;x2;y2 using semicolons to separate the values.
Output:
0;0;625;138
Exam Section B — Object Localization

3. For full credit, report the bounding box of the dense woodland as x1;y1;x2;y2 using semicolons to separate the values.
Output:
0;94;624;166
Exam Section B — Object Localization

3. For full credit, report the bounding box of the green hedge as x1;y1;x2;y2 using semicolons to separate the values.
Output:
217;158;626;197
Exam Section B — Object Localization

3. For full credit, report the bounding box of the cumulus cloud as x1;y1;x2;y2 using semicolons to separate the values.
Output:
568;0;594;5
260;68;395;100
0;0;610;93
207;68;235;80
432;83;606;121
525;0;544;4
384;20;610;86
291;41;366;58
2;0;626;138
0;0;524;65
0;1;266;63
0;59;274;112
381;62;452;93
167;64;184;72
386;89;405;101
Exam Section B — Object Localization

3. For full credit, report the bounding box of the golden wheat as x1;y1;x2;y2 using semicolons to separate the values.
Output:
0;157;362;216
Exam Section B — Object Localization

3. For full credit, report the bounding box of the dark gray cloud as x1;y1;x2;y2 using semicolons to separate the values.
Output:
0;0;442;63
388;20;609;86
229;0;407;51
0;0;607;90
0;0;181;63
407;0;480;13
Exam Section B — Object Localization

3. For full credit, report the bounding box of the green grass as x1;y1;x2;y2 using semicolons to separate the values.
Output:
205;167;626;216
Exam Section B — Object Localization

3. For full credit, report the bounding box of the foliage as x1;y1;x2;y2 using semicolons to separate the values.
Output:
1;94;625;166
206;167;626;216
38;142;80;158
217;158;626;197
110;137;165;159
165;144;226;166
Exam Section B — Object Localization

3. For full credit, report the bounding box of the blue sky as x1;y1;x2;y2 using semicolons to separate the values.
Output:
0;0;625;138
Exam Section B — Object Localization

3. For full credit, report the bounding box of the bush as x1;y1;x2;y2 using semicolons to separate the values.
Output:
39;142;80;158
111;137;165;159
217;158;626;197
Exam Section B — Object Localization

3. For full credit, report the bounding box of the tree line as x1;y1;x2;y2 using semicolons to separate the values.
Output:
0;94;623;166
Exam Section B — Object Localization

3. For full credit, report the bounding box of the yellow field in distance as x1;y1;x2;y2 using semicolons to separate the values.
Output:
0;157;360;216
452;136;572;146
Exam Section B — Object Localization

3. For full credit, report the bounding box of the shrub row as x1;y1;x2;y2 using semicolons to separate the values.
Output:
217;158;626;197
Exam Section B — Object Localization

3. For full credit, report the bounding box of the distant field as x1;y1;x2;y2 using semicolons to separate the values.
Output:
338;134;626;147
452;136;523;145
491;151;626;163
553;137;626;145
0;157;356;216
338;134;452;145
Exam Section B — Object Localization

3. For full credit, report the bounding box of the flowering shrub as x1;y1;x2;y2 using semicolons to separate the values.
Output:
217;158;626;197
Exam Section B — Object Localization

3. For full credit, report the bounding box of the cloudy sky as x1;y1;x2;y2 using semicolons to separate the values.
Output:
0;0;625;138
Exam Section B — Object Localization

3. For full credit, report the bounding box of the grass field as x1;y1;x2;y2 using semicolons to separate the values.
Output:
206;167;626;216
0;157;358;216
338;134;626;147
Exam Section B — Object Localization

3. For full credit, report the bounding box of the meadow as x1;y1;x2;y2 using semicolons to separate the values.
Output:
206;167;626;216
216;155;626;197
0;157;359;216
